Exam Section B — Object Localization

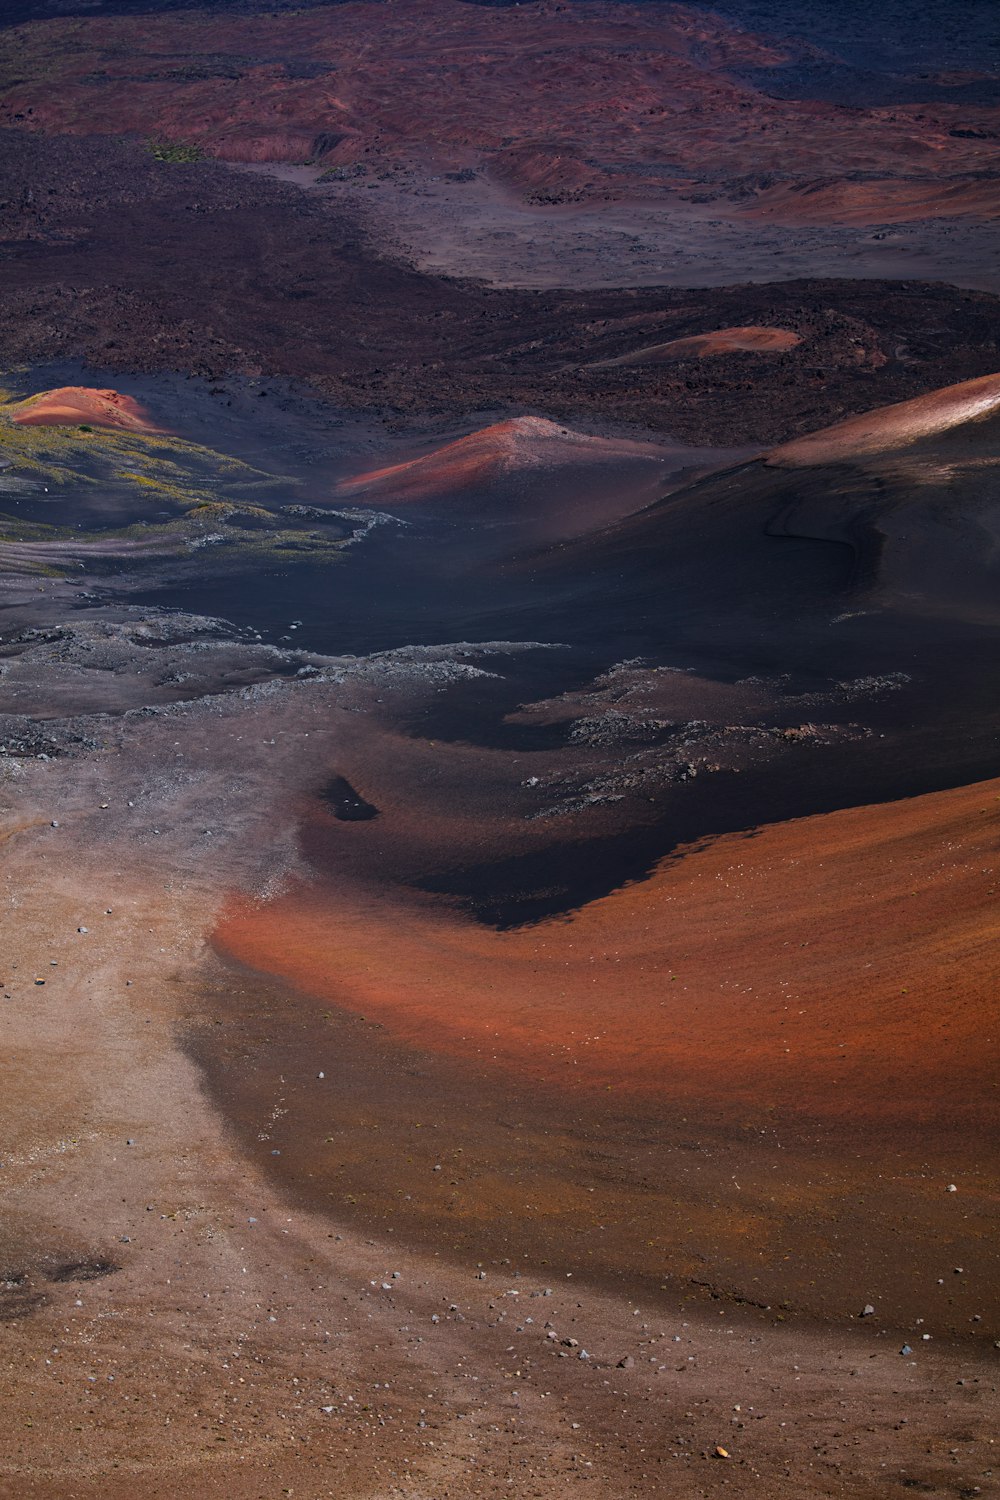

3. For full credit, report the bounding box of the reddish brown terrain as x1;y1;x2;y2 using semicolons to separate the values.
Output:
0;2;998;1497
592;325;803;365
767;369;1000;464
213;763;1000;1334
4;0;1000;300
1;625;997;1500
336;418;664;499
333;417;719;540
217;776;998;1125
3;0;999;227
744;175;1000;225
10;385;165;432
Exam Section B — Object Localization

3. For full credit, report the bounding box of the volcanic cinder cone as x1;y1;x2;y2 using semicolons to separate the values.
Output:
767;371;1000;466
9;386;167;434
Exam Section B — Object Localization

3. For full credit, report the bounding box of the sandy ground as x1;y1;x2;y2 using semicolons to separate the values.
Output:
1;361;999;1496
1;1;999;1473
257;169;1000;295
0;639;997;1498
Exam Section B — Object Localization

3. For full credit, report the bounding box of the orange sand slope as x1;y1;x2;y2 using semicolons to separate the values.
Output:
336;417;671;503
767;370;1000;466
217;775;999;1128
9;386;166;434
593;326;802;366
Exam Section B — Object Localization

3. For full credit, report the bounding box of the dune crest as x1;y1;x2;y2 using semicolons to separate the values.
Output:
594;326;802;367
9;386;166;434
767;371;1000;466
215;772;999;1125
337;416;667;502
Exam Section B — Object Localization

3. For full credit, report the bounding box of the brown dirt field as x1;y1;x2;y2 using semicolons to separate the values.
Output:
0;679;996;1500
299;167;1000;295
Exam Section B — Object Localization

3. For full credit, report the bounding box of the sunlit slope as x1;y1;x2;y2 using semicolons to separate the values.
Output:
538;373;1000;630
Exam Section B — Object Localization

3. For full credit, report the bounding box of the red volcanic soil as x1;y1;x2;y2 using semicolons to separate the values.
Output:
743;175;1000;225
592;325;802;366
9;385;165;433
336;416;679;504
0;0;787;183
216;774;999;1131
338;417;584;500
768;369;1000;465
2;0;1000;220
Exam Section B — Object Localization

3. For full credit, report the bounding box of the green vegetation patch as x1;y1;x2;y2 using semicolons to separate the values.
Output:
0;405;278;510
0;510;62;544
147;138;205;164
0;392;348;577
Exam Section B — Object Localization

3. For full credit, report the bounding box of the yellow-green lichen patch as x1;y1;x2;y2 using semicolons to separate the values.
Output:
0;404;291;512
0;512;63;544
111;505;348;565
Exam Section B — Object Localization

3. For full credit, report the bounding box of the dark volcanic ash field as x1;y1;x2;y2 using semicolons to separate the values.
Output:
0;4;998;1498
